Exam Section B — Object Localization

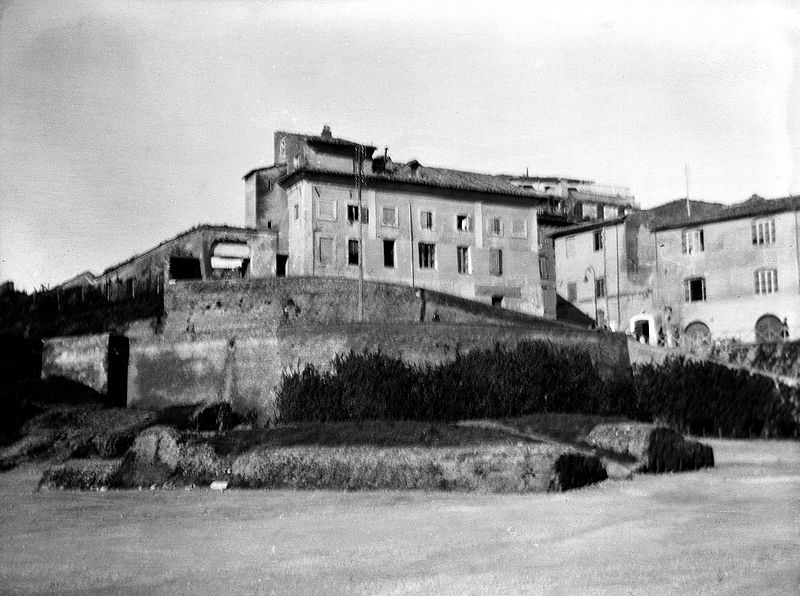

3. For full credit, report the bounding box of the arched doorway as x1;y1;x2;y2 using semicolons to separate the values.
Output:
755;314;782;343
683;321;711;348
630;314;656;345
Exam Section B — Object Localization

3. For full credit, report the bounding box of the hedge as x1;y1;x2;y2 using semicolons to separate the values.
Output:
276;344;800;439
276;341;631;423
631;356;799;438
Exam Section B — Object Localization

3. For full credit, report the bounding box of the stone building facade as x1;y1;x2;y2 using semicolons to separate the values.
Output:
552;195;800;344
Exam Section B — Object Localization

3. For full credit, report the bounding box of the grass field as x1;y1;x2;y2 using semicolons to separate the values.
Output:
0;439;797;594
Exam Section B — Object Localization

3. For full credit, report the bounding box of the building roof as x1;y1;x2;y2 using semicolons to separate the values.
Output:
651;195;800;231
279;164;551;200
548;217;626;238
274;130;377;153
498;174;595;185
548;198;730;239
242;163;286;180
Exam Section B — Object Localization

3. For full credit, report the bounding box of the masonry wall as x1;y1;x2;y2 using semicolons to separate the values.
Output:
160;277;568;340
126;322;632;423
42;333;110;394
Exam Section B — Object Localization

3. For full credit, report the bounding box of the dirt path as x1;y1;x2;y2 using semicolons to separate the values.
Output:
0;440;798;595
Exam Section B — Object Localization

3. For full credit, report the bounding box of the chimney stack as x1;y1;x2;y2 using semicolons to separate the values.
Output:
321;125;332;140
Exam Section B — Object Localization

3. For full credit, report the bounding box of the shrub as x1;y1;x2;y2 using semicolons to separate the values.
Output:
631;356;800;438
276;342;631;423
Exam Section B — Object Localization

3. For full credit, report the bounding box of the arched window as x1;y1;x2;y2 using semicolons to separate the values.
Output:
278;136;287;162
683;321;711;347
755;314;782;343
210;242;251;278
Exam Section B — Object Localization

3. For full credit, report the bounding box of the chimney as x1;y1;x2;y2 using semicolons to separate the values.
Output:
321;125;332;140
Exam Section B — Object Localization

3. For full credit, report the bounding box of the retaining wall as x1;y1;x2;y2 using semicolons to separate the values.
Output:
161;277;573;339
126;323;631;423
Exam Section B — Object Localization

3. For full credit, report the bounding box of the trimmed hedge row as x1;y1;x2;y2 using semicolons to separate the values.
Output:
276;344;800;439
277;342;632;423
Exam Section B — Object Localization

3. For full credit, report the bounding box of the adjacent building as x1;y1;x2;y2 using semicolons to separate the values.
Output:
552;195;800;344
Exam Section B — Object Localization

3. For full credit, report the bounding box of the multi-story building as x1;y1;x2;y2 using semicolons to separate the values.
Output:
651;194;800;343
552;195;800;344
271;132;547;315
54;125;640;320
501;174;638;321
244;128;639;317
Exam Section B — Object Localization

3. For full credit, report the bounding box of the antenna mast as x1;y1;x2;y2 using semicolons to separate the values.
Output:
684;164;691;217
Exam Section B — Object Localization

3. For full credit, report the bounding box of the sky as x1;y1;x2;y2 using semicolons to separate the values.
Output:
1;0;798;290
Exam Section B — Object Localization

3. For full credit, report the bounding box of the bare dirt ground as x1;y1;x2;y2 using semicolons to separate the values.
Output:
0;439;797;595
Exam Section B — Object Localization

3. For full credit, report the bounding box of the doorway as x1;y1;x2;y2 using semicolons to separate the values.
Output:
276;254;288;277
107;335;129;407
633;319;650;344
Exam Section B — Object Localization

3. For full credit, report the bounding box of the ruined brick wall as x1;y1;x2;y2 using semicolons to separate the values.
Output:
161;277;571;340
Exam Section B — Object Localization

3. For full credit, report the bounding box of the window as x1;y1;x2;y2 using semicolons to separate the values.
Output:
418;243;436;269
565;236;575;258
420;210;433;230
538;256;549;279
511;219;527;238
567;282;577;301
457;246;471;274
318;237;334;264
293;204;299;220
754;268;778;294
317;200;336;221
537;228;544;248
456;215;472;232
278;136;287;162
382;206;398;227
593;230;604;251
491;296;503;307
594;277;606;298
752;218;776;246
682;228;704;254
489;249;503;276
597;205;605;220
346;205;368;223
347;240;360;266
383;240;395;268
684;277;706;302
488;217;503;236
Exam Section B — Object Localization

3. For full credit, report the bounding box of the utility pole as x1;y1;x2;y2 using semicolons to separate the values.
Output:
355;145;365;322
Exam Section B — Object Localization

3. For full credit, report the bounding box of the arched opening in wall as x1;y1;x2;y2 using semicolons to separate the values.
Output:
211;242;251;279
630;314;656;345
755;314;782;344
683;321;711;348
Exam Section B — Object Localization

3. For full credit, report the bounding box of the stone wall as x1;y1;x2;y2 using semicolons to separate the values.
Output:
126;323;631;423
41;333;111;394
162;277;573;340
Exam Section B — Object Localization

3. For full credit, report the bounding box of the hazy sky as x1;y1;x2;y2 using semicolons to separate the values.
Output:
1;0;798;290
